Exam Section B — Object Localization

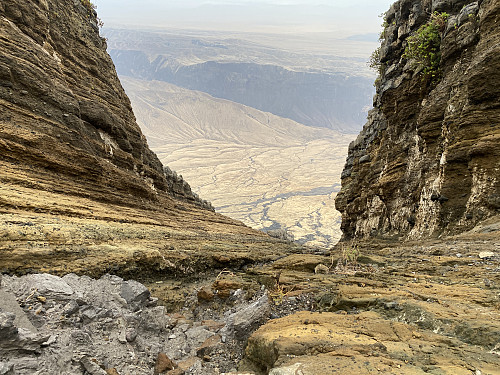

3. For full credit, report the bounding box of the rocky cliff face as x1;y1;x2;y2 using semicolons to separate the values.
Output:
0;0;297;277
336;0;500;241
0;0;208;209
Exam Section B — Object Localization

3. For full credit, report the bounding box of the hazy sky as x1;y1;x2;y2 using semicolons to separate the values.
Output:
92;0;395;36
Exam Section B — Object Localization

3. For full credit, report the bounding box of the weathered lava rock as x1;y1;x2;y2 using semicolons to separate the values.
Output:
336;0;500;241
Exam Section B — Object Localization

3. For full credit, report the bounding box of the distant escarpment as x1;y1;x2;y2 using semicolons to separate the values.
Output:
0;0;208;209
0;0;295;276
105;29;374;133
116;59;371;133
336;0;499;241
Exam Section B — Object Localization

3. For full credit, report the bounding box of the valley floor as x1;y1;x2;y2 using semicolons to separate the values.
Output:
121;77;355;248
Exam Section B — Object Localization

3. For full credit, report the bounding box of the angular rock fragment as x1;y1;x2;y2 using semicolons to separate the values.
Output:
120;280;150;311
63;300;80;317
196;334;222;357
223;293;270;341
479;251;495;259
81;356;108;375
153;353;177;374
197;286;214;301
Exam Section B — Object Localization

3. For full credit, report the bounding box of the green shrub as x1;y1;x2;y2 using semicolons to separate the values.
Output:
341;242;360;267
404;12;449;82
369;46;383;75
368;13;389;77
79;0;104;28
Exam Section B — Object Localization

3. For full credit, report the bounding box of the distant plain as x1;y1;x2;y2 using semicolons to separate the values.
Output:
122;77;354;248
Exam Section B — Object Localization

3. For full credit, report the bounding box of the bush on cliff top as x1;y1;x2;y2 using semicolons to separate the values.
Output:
404;12;449;82
79;0;104;28
368;12;389;77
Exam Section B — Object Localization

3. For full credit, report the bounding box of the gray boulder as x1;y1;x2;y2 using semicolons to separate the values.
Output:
120;280;151;311
223;293;270;340
27;274;74;300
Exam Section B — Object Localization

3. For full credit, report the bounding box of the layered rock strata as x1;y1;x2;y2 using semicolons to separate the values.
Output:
0;0;294;276
0;0;207;209
336;0;500;241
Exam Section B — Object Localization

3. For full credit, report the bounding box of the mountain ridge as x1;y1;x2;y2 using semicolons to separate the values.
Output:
105;28;375;133
0;0;297;277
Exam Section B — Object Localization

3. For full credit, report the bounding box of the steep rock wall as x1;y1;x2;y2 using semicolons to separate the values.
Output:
0;0;294;278
336;0;499;241
0;0;208;209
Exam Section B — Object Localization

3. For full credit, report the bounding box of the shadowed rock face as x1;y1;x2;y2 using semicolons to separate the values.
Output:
336;0;500;241
0;0;206;208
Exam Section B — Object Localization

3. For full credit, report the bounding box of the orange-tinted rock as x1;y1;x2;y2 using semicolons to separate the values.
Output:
166;357;201;375
213;279;242;299
245;310;500;374
197;287;215;301
154;353;177;375
201;320;225;332
196;334;222;357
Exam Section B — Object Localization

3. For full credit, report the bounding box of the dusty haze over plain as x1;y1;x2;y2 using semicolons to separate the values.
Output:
92;0;395;37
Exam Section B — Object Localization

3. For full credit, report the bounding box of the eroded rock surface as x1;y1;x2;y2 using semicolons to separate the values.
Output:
0;0;298;277
240;221;500;374
336;0;500;241
0;0;210;214
1;0;499;374
0;273;272;375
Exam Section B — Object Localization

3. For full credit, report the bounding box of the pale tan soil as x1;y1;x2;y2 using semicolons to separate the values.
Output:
0;173;300;279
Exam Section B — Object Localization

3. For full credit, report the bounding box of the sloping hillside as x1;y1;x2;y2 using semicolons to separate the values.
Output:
0;0;297;276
